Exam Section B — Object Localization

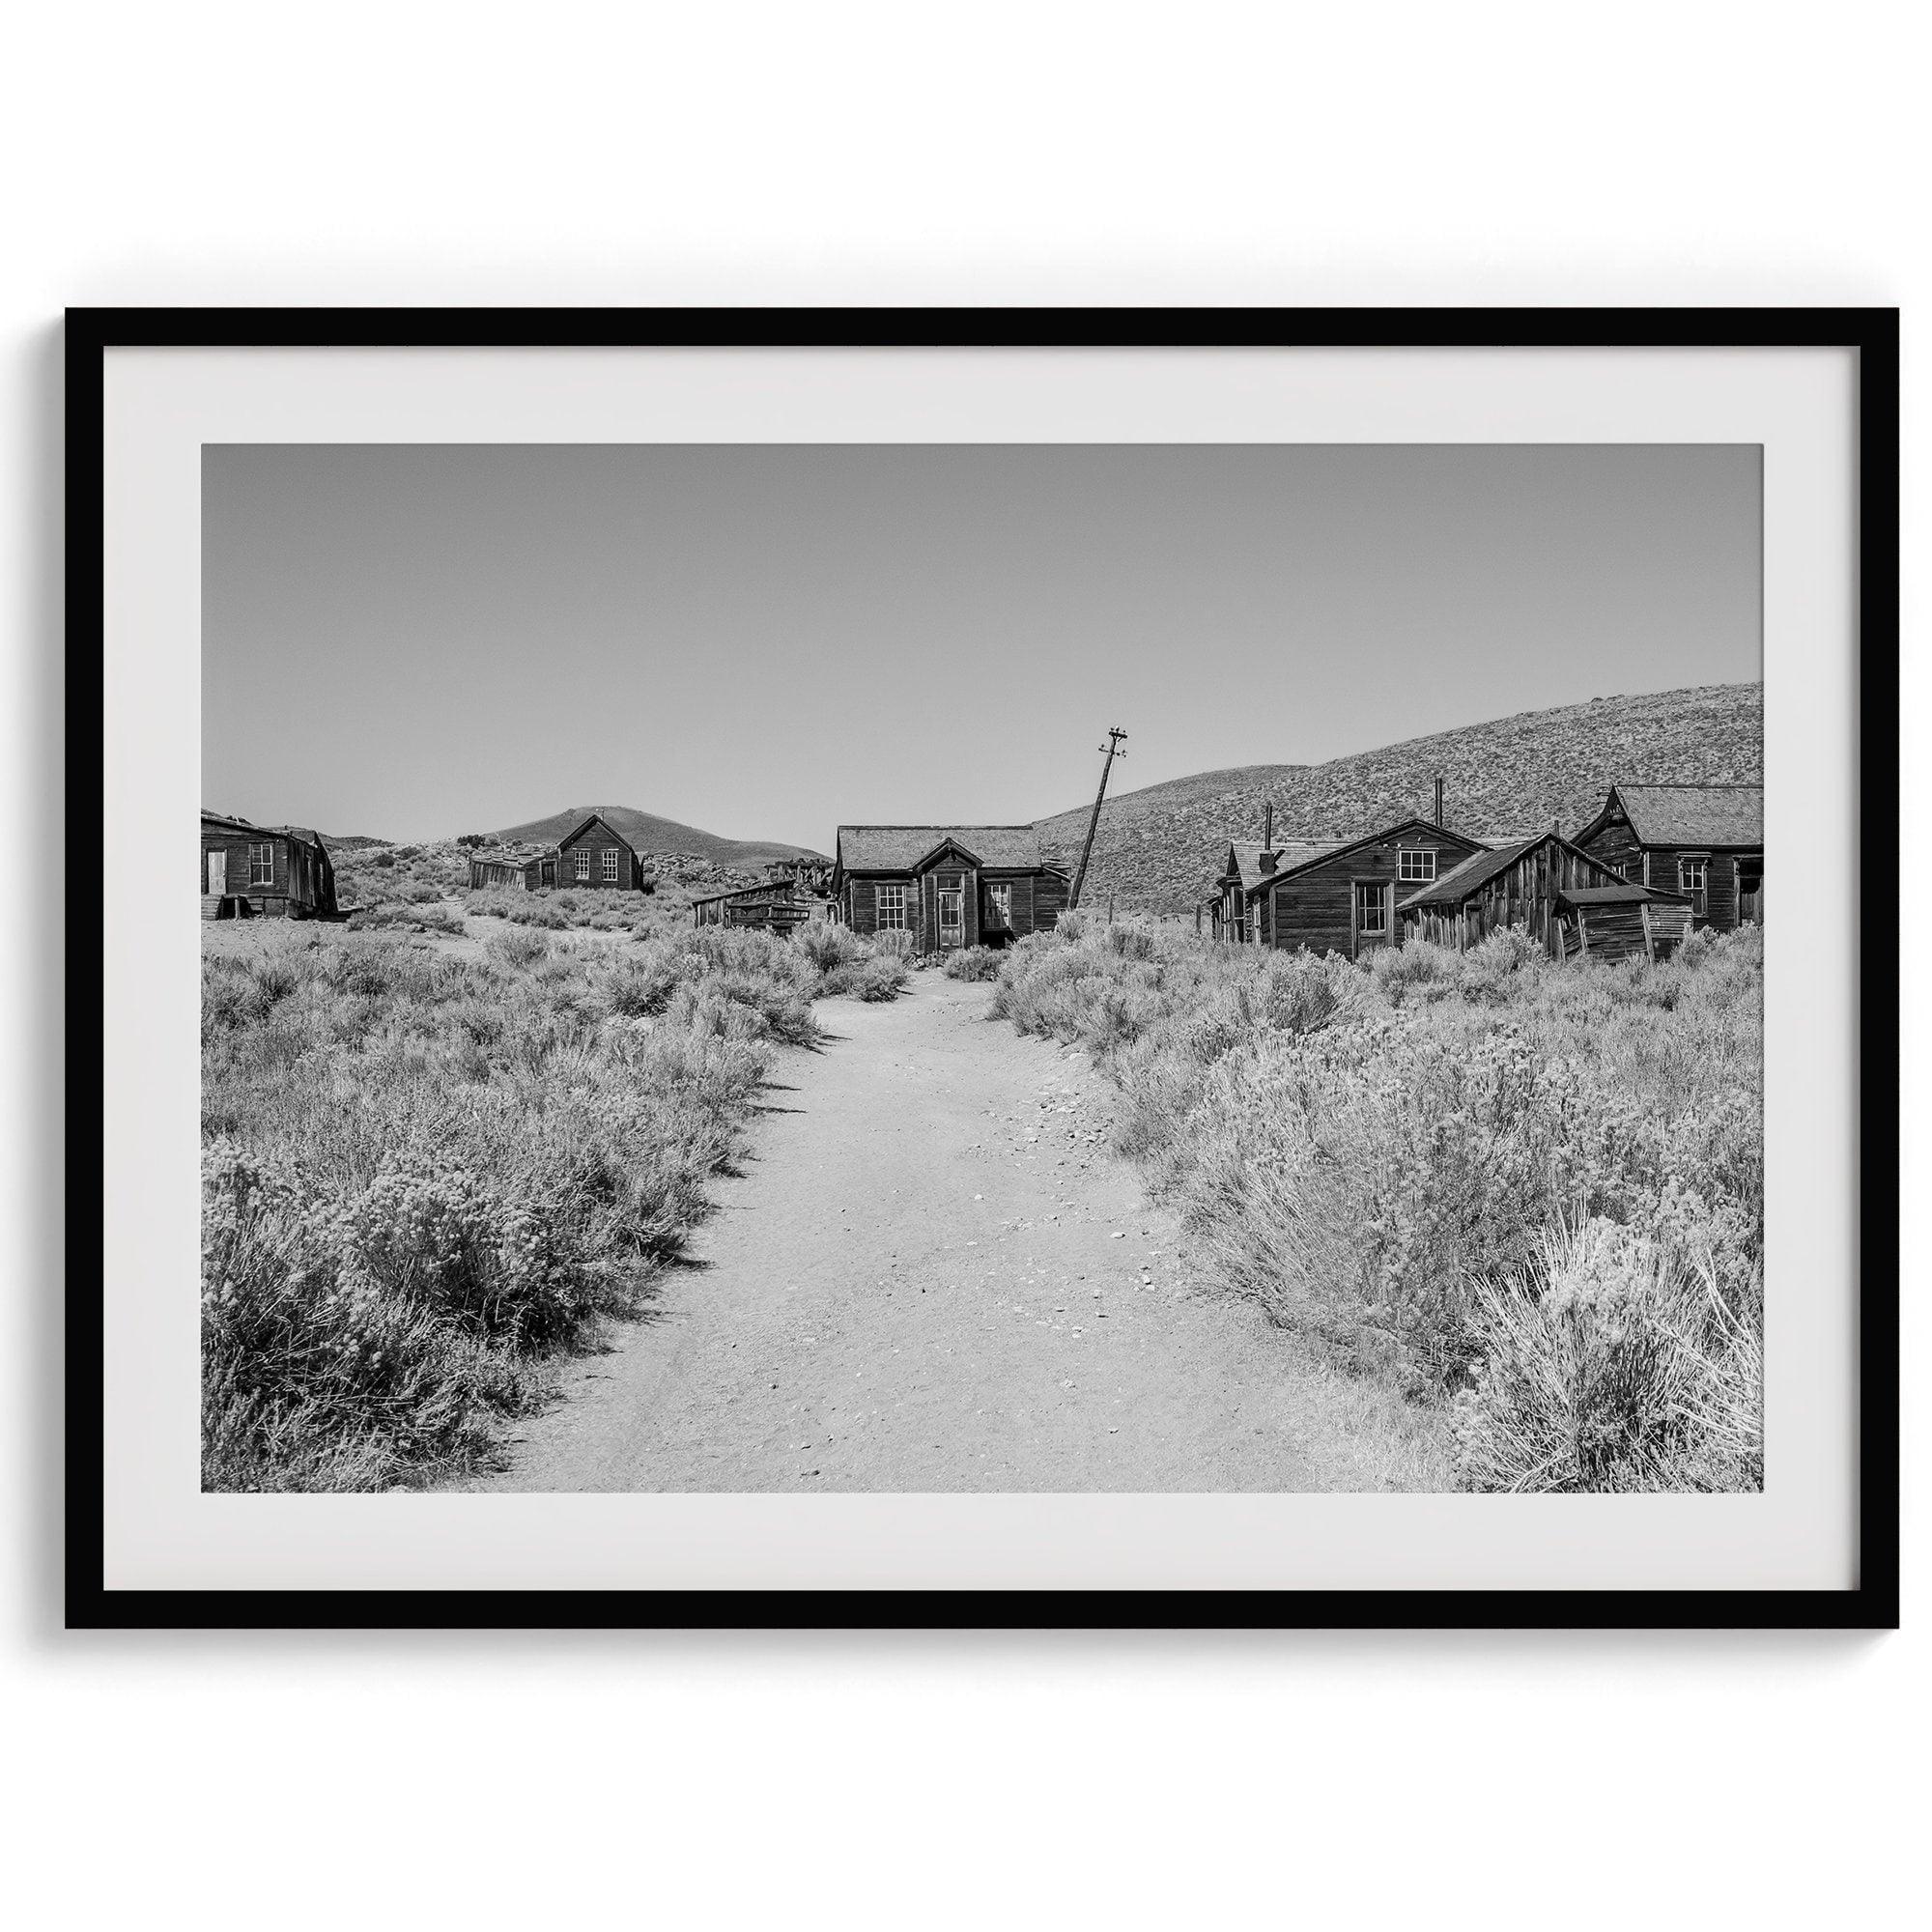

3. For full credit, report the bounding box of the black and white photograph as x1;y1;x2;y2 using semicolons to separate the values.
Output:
197;438;1769;1500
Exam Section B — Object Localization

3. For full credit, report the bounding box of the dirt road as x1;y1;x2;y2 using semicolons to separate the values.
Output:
483;976;1370;1492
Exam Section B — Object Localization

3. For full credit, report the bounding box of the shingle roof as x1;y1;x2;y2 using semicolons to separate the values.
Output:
836;825;1047;872
1225;838;1347;895
201;810;327;853
1612;783;1763;846
555;810;639;857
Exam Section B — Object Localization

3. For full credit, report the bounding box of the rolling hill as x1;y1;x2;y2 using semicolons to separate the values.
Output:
488;805;827;869
1036;682;1763;915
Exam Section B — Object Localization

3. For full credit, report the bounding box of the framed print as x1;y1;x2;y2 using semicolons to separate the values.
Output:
70;307;1898;1629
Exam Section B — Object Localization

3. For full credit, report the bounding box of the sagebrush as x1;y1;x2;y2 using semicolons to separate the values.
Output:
991;917;1762;1492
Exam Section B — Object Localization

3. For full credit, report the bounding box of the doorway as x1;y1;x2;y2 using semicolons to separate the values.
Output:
206;850;227;895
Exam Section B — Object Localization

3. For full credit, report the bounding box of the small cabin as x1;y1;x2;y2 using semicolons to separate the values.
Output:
555;811;647;891
468;851;556;892
1398;830;1694;961
200;810;338;919
831;825;1068;951
1572;783;1762;930
691;879;825;935
1224;816;1491;958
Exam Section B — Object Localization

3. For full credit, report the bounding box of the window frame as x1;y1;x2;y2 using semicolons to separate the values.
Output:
573;847;591;882
874;882;907;931
1396;846;1436;884
248;841;274;887
600;846;620;885
1353;879;1390;936
1678;854;1709;915
986;881;1013;927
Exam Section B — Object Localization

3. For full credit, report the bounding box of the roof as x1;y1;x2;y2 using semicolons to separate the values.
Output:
1600;783;1763;847
201;810;328;853
1557;885;1682;907
1223;838;1347;895
1399;835;1544;909
471;850;545;869
1248;816;1489;900
835;825;1047;872
555;810;639;857
688;881;804;906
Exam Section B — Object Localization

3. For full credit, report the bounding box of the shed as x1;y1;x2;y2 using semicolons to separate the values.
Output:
831;825;1067;951
200;810;338;920
1398;830;1692;960
467;851;555;892
691;879;825;935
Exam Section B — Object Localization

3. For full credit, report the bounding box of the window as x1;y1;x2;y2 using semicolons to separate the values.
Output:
1354;881;1388;934
986;882;1012;926
249;842;274;886
1396;848;1436;883
601;846;619;884
1678;856;1708;916
875;883;907;930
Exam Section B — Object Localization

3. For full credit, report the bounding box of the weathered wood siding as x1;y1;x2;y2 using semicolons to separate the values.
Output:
1268;826;1481;959
1403;838;1638;957
199;828;334;916
842;867;1064;945
557;822;641;890
1574;806;1646;881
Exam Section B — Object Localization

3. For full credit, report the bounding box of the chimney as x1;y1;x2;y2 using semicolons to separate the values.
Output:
1262;800;1274;850
1258;849;1277;875
1434;777;1445;827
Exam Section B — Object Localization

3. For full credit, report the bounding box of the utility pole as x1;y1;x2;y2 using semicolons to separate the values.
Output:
1067;726;1127;912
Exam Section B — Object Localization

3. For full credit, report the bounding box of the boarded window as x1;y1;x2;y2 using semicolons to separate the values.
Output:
876;884;907;930
601;847;619;884
574;848;591;882
1397;847;1436;883
249;842;274;886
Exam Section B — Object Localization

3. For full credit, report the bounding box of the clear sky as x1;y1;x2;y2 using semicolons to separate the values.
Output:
203;443;1761;848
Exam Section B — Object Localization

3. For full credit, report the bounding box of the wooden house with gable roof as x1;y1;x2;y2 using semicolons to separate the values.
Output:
554;810;648;891
1572;782;1763;929
831;825;1068;951
200;810;339;919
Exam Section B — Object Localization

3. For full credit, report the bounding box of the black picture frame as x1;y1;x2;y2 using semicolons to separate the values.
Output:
67;306;1899;1632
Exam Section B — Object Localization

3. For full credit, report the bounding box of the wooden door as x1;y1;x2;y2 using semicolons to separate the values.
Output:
206;850;226;895
937;877;965;950
1352;880;1393;954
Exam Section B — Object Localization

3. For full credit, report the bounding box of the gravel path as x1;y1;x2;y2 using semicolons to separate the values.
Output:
480;976;1347;1492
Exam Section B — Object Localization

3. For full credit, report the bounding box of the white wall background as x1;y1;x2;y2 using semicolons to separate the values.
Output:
3;5;1918;1927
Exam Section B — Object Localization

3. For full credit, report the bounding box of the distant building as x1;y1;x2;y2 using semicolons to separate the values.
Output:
1571;783;1763;928
831;826;1068;951
200;810;338;919
1399;829;1693;962
467;851;557;891
555;811;648;891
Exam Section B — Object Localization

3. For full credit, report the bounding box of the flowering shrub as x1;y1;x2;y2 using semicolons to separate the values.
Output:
991;920;1762;1491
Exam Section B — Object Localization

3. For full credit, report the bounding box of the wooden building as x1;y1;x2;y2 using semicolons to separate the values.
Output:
467;851;557;892
1398;830;1693;961
200;810;338;919
691;879;825;935
1572;783;1763;930
1219;815;1490;958
555;811;648;891
831;825;1068;951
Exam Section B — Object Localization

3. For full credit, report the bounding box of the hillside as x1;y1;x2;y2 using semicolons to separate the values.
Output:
1036;682;1763;915
488;805;826;868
